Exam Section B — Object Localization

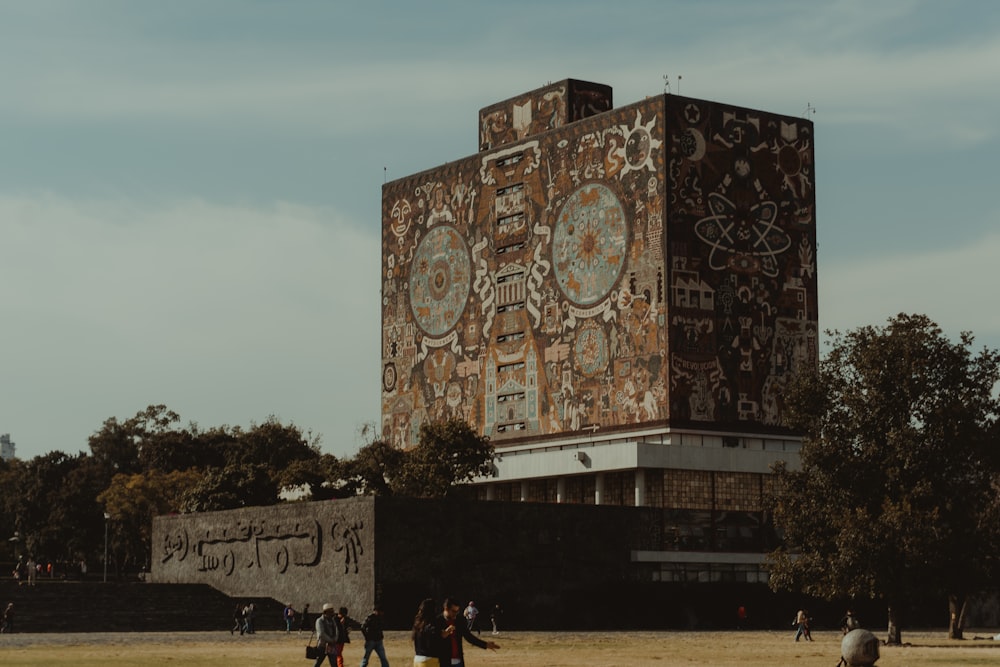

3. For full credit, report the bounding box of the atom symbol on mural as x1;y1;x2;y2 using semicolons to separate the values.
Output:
694;192;790;277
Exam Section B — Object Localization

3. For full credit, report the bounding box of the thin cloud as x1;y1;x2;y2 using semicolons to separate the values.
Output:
0;193;380;456
820;228;1000;347
4;3;998;150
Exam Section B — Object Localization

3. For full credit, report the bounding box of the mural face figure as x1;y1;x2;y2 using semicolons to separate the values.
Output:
626;129;650;167
617;110;662;176
390;199;412;238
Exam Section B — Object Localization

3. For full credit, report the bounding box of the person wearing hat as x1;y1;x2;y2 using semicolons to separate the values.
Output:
313;603;345;667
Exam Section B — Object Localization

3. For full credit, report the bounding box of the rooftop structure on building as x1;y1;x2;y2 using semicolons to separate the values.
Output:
380;79;816;582
0;433;15;461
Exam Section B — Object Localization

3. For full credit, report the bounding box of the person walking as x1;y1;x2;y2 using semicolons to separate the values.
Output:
412;598;442;667
334;607;361;667
1;603;14;633
299;604;312;633
231;602;244;635
437;597;499;667
313;603;344;667
489;604;502;635
283;602;298;633
840;609;860;634
463;601;479;634
793;609;812;641
243;601;257;634
359;603;390;667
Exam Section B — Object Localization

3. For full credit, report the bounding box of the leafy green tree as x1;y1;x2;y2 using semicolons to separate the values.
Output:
297;453;353;500
3;451;109;567
49;456;112;565
181;463;278;512
98;469;204;571
393;418;496;498
139;425;218;472
768;314;1000;644
0;457;27;559
216;417;322;492
89;405;194;475
88;415;142;476
3;407;326;576
339;439;406;496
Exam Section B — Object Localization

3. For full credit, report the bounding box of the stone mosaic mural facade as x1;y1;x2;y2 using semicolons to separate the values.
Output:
382;81;816;448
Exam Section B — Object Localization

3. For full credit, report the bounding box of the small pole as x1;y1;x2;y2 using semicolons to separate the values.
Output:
103;512;110;583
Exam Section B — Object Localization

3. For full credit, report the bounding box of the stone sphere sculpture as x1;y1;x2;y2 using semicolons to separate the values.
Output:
841;628;880;666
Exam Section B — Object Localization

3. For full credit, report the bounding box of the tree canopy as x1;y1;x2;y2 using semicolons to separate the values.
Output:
1;409;495;578
768;314;1000;643
2;405;323;576
332;418;495;498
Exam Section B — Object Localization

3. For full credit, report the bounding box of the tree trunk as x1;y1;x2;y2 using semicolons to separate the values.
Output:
886;605;902;645
948;594;968;640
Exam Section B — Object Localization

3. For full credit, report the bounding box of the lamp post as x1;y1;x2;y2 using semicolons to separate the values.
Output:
103;512;110;583
7;531;19;562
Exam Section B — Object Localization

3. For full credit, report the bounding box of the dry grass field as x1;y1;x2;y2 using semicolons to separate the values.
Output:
1;629;999;666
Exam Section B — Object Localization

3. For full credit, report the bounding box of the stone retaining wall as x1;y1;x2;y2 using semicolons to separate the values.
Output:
153;497;373;614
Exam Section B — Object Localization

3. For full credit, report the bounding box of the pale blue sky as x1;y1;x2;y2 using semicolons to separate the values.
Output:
3;0;999;461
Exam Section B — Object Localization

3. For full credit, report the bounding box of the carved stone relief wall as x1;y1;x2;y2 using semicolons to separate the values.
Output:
153;497;373;613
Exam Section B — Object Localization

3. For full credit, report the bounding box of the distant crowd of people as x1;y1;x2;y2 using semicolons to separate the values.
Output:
790;607;860;641
11;555;94;584
273;596;505;667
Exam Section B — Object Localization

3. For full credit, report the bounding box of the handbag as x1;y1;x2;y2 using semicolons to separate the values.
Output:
305;631;320;660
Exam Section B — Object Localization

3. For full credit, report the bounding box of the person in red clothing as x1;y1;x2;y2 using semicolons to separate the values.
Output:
334;606;362;667
436;597;499;667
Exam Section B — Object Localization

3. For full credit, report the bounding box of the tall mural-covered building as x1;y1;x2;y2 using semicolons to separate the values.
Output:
380;78;816;588
381;79;816;451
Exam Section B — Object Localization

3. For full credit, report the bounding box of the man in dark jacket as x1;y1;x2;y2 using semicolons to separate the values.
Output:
437;597;499;667
359;604;390;667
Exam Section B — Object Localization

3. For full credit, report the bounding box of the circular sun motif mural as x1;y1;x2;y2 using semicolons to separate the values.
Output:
552;183;627;306
616;109;663;177
409;225;471;336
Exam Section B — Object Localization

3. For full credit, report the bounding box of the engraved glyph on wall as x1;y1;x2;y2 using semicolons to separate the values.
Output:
160;515;361;578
